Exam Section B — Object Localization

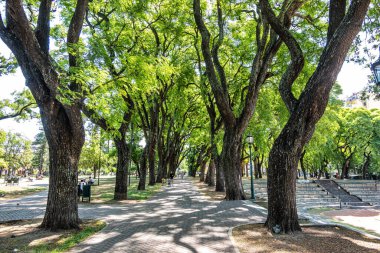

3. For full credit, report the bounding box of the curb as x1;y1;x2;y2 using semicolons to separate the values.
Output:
228;226;241;253
227;200;268;253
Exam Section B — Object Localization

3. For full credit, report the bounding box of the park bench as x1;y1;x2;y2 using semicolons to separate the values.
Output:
5;177;19;186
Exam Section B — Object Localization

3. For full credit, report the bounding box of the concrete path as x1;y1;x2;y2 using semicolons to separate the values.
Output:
0;178;266;252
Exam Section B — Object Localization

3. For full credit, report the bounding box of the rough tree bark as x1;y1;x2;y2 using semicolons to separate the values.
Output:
220;127;246;199
0;0;88;230
341;156;352;179
156;104;167;183
362;151;371;179
300;150;308;180
113;134;130;200
206;158;216;187
148;100;159;186
199;157;207;182
138;146;148;190
261;0;370;233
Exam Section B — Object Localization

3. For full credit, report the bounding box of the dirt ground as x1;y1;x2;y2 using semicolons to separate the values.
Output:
192;178;380;252
233;224;380;253
0;219;102;252
190;178;226;200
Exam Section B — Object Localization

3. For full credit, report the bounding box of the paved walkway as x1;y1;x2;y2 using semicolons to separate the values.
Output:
0;178;266;252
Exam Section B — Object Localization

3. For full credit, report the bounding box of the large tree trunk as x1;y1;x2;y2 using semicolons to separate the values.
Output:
199;159;206;182
156;136;166;183
206;158;216;187
362;152;371;179
266;135;301;233
113;136;129;200
254;157;259;179
254;153;264;179
138;147;148;190
221;128;246;200
156;157;166;183
41;106;84;230
341;157;351;179
148;100;159;186
300;150;307;180
215;153;225;192
148;138;156;186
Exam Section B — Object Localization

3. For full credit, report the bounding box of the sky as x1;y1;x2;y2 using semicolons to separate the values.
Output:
0;42;373;141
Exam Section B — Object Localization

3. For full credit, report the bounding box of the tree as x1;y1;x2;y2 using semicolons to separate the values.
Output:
32;129;48;176
334;108;380;178
262;0;370;233
79;124;101;177
192;28;224;190
0;129;6;177
2;132;32;175
193;0;297;200
0;0;88;230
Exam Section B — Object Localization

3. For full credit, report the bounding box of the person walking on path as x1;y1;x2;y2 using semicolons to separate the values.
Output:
169;172;175;186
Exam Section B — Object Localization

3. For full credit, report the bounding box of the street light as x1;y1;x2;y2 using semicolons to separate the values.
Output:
371;47;380;85
246;134;255;200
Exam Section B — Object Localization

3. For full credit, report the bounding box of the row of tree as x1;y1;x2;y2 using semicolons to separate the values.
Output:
189;92;380;180
0;0;376;233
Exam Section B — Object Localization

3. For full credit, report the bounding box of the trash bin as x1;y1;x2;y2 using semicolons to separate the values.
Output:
82;185;91;202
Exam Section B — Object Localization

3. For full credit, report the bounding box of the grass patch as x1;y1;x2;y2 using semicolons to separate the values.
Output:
0;219;106;253
128;183;162;201
84;176;162;203
31;220;106;252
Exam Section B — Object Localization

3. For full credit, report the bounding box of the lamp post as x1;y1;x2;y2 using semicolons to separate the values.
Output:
246;134;255;200
371;47;380;85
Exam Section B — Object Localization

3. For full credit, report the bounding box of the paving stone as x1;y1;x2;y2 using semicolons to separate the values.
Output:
0;178;266;252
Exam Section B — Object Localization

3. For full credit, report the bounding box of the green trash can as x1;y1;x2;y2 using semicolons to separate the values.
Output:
82;185;91;202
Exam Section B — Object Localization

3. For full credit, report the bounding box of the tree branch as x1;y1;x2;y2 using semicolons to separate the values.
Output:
0;102;36;121
35;0;52;54
67;0;89;68
193;0;235;126
259;0;304;112
327;0;346;44
211;0;228;95
81;104;110;131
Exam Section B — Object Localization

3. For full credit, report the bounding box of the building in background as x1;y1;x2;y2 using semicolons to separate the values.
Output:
345;92;380;109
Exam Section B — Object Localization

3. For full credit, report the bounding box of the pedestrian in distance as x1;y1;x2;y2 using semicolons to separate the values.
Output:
88;176;95;185
169;172;175;186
